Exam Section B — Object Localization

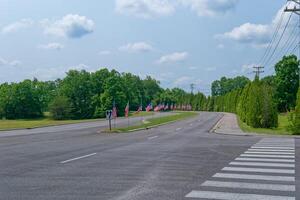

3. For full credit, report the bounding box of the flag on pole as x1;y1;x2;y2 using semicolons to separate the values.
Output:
154;104;160;112
164;103;169;111
146;103;152;112
112;100;117;119
125;102;129;117
134;104;142;114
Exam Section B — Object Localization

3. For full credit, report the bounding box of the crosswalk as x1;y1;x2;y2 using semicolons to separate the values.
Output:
185;138;296;199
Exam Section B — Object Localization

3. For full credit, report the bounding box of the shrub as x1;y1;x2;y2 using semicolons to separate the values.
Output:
49;96;72;120
289;87;300;134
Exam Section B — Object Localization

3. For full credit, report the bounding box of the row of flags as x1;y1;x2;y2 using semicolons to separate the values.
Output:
112;101;192;118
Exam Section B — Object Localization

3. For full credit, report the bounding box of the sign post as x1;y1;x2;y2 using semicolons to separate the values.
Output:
106;110;112;131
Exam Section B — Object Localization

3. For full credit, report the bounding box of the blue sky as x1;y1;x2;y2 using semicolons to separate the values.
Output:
0;0;292;94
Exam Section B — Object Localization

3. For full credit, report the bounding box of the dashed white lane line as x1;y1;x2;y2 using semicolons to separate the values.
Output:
213;173;295;182
235;157;295;163
202;180;295;191
222;167;295;174
240;154;295;158
148;136;158;140
175;128;182;131
229;161;295;168
189;123;193;126
60;153;97;164
185;191;295;200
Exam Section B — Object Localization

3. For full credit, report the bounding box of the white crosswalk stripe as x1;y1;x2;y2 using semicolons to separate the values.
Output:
185;138;296;199
229;161;295;168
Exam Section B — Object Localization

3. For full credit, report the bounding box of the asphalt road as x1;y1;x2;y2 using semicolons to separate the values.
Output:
0;112;299;200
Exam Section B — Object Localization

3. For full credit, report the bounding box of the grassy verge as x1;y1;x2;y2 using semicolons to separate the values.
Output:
238;113;292;135
112;111;198;132
0;111;156;131
0;118;104;131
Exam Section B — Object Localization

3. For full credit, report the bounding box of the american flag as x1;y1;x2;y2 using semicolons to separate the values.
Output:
146;103;152;112
124;102;129;117
112;100;117;118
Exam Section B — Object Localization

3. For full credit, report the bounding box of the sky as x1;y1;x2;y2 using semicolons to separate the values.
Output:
0;0;295;94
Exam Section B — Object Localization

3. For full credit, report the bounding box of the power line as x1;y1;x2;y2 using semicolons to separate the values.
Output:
263;12;293;69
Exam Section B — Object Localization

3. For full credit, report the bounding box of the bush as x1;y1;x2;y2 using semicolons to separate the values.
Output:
49;96;72;120
289;87;300;134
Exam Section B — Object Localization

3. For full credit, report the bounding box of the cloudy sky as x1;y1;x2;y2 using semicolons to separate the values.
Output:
0;0;293;94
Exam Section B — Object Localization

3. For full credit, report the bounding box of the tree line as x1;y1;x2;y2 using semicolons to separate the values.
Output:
208;55;299;134
0;68;207;120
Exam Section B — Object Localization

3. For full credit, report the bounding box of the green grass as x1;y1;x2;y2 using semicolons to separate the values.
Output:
0;118;104;131
113;111;198;132
0;111;156;131
238;113;292;135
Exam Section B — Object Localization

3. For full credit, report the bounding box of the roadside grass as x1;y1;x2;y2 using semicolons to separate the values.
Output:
0;118;103;131
112;111;198;132
238;113;292;135
0;111;155;131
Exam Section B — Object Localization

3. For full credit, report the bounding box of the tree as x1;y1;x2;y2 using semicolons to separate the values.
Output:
49;96;72;120
59;70;94;119
274;55;299;112
211;76;250;96
289;87;300;134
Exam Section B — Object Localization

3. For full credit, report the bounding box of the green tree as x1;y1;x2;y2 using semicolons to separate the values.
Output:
275;55;299;112
289;87;300;134
49;96;72;120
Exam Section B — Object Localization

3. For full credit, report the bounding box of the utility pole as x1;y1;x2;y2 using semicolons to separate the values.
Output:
253;66;264;79
285;0;300;84
190;83;195;94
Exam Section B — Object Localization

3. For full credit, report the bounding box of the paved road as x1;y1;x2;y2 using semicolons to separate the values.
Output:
0;112;299;200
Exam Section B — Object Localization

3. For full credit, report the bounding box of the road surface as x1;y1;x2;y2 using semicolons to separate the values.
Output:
0;112;299;200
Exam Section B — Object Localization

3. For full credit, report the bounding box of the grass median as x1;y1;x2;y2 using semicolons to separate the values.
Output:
112;111;198;133
0;111;153;131
238;113;292;135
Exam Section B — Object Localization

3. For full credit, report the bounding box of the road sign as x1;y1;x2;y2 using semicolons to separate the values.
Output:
106;110;112;131
106;110;112;120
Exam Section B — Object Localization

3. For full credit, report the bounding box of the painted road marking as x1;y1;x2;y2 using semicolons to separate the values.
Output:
185;191;295;200
248;149;295;152
240;154;295;158
235;157;295;163
185;138;296;199
222;167;295;174
202;180;295;191
148;136;158;140
229;161;295;168
175;128;182;131
251;146;294;150
244;151;294;155
60;153;97;164
213;173;295;181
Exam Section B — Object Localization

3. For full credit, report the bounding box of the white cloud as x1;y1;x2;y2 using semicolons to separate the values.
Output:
218;23;271;45
115;0;175;18
217;3;297;46
38;42;64;50
42;14;95;38
98;50;111;55
174;76;193;85
1;19;34;34
68;63;90;71
119;42;153;53
179;0;238;17
0;57;21;66
157;52;188;64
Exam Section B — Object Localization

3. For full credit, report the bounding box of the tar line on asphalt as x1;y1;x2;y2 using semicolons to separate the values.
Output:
60;153;97;164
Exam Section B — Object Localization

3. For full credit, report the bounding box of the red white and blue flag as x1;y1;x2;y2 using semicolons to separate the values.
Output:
125;102;129;117
112;100;117;118
146;103;152;112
